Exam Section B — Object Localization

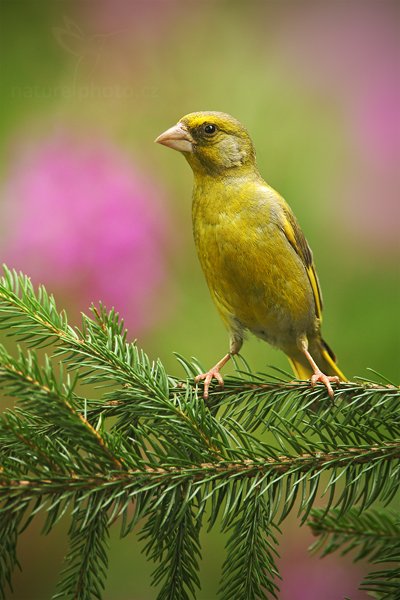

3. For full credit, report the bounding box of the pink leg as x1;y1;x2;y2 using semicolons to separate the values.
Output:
194;353;232;400
301;345;340;398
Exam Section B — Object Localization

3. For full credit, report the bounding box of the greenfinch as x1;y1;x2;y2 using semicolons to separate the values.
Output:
156;111;346;398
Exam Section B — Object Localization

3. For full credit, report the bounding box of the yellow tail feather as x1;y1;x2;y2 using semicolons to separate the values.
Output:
288;345;347;382
320;346;347;381
288;357;314;380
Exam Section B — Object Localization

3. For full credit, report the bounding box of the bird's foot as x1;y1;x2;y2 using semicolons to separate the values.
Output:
310;371;340;398
194;353;231;400
195;368;224;400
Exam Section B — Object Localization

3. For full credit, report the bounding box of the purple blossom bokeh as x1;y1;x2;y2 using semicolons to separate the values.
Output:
1;131;174;332
279;523;368;600
279;1;400;255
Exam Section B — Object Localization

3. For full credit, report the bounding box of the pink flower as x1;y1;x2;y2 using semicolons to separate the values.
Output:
279;523;368;600
276;1;400;252
1;131;174;333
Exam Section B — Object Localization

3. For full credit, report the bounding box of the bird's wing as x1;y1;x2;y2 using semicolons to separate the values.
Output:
280;205;323;322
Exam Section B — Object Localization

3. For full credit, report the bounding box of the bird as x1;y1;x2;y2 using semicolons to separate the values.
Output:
155;111;347;399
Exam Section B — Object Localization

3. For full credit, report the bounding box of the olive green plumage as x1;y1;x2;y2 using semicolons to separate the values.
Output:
156;111;346;397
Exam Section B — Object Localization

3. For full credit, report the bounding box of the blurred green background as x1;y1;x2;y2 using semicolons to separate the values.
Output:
0;0;399;598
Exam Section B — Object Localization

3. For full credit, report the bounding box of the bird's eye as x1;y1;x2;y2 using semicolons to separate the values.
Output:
203;123;217;135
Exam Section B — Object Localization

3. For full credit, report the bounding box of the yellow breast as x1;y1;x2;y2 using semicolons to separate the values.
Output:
192;175;316;349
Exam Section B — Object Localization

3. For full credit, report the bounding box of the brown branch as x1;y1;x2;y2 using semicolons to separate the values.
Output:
1;442;399;493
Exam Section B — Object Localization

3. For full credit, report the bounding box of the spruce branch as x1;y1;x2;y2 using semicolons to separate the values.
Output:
308;508;400;598
0;503;24;600
219;492;280;599
53;503;109;600
140;484;202;600
0;266;170;395
0;266;399;599
0;343;123;472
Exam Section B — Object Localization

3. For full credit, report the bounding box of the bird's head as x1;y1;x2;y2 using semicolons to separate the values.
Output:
155;111;256;176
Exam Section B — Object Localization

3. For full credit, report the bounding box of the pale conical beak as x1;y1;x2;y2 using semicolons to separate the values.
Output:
155;123;194;153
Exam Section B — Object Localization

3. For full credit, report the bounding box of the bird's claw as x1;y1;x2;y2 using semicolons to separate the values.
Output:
195;369;225;400
310;371;340;398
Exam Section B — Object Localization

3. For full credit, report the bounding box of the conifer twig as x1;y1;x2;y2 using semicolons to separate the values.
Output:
0;266;399;600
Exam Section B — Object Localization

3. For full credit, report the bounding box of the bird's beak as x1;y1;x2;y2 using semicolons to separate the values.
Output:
155;123;194;153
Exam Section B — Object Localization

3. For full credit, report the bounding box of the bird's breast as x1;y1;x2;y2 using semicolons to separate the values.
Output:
191;181;316;346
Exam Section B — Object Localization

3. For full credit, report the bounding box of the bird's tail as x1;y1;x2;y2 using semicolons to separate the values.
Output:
288;338;347;382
